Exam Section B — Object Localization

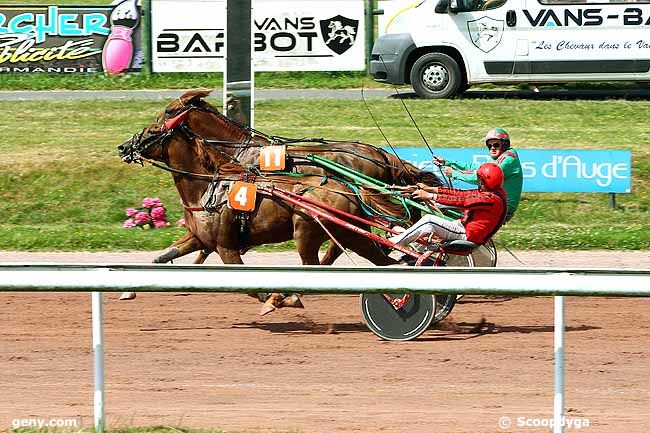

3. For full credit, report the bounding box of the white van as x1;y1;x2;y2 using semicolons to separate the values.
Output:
370;0;650;98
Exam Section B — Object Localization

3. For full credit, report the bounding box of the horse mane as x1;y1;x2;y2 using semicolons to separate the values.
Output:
192;134;258;179
193;137;237;173
168;89;255;147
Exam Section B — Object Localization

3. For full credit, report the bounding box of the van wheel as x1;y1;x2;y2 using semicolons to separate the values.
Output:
410;53;461;99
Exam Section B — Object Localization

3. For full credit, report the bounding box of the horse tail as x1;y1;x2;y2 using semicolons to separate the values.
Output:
358;188;410;222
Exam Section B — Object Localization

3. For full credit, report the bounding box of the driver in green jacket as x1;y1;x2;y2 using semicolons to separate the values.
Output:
434;127;523;221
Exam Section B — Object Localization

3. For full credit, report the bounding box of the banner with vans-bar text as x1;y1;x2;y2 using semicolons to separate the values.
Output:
151;0;365;72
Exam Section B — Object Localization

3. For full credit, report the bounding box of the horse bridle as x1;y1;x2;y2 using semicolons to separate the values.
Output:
121;107;198;165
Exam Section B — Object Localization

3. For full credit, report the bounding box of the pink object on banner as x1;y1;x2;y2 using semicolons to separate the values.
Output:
102;26;134;75
103;0;140;75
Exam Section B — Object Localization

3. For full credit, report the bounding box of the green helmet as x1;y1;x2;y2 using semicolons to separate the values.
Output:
485;127;510;149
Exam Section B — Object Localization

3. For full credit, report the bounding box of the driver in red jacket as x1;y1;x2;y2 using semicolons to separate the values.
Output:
389;163;508;247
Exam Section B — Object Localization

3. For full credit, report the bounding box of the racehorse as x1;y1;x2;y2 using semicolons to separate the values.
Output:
149;89;439;264
118;102;414;314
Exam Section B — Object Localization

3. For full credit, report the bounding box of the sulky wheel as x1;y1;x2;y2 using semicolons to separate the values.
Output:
433;294;456;324
360;293;436;341
471;238;497;267
445;253;474;303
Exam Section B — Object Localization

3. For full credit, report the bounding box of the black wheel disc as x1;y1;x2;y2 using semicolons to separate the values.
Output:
360;293;436;341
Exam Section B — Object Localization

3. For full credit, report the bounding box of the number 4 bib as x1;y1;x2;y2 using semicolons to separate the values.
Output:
228;181;257;212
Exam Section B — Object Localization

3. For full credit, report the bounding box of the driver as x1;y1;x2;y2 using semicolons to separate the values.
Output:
434;127;522;221
389;163;507;247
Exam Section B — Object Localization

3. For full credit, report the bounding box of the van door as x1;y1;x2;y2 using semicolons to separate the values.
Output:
448;0;523;82
517;0;650;80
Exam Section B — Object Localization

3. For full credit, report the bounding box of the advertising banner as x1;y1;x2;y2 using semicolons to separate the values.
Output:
390;148;632;193
0;0;142;74
152;0;365;72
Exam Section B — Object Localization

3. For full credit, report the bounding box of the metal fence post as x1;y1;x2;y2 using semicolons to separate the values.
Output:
225;0;253;127
608;193;617;209
554;296;565;433
92;292;105;433
365;0;375;73
141;0;152;75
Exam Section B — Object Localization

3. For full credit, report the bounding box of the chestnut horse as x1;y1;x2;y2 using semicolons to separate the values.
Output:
118;90;440;304
154;90;438;262
118;102;412;313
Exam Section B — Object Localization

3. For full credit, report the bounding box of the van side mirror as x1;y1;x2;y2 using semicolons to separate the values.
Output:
435;0;450;13
439;0;475;13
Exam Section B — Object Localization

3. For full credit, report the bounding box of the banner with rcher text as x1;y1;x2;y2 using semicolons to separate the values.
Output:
390;148;632;193
0;0;142;74
151;0;365;72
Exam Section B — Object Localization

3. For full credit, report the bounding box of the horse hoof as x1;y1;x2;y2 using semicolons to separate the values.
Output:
260;302;277;316
119;292;136;300
281;294;304;309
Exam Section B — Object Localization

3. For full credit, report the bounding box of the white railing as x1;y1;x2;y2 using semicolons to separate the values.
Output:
2;263;650;433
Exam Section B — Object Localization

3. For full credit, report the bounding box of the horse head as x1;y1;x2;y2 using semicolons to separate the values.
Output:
118;89;251;178
118;90;214;163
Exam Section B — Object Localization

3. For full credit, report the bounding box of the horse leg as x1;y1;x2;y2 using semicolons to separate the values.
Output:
119;234;206;300
216;245;244;264
320;242;343;265
193;249;212;264
259;220;326;315
215;245;275;307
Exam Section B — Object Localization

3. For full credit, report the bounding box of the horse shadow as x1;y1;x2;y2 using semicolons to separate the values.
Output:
456;296;515;305
233;317;600;339
417;320;600;342
389;87;650;101
232;320;369;335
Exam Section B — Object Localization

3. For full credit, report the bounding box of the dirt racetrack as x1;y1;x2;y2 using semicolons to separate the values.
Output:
1;250;649;433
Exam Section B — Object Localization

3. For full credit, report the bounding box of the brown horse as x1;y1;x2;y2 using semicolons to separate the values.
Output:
118;102;411;313
154;89;439;264
117;90;440;302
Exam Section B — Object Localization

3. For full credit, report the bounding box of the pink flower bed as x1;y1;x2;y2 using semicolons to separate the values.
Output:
123;197;171;230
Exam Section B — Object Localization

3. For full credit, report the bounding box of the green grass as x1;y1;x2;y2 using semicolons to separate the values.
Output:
1;97;648;251
0;71;383;91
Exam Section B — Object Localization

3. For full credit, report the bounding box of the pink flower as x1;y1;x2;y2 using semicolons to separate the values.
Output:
151;206;166;221
141;197;162;209
153;220;167;229
176;218;185;227
134;211;151;225
122;218;136;228
125;207;138;217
